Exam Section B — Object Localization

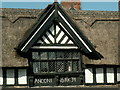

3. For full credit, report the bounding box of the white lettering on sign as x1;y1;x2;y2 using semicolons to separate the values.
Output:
60;77;77;83
35;78;53;84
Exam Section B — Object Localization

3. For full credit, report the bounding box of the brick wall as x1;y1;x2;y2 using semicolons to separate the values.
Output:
61;0;80;10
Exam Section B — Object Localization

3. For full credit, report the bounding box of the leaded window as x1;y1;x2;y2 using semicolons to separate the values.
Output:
32;51;81;73
33;60;79;73
32;51;79;60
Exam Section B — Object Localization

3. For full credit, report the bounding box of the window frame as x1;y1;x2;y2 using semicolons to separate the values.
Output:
1;67;28;87
30;49;83;75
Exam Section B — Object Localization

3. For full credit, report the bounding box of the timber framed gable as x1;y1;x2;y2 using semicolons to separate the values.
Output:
16;2;103;60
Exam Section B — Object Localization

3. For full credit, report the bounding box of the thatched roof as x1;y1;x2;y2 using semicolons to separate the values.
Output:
0;7;119;67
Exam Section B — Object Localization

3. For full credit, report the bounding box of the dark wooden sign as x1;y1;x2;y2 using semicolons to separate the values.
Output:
34;77;55;86
34;76;81;86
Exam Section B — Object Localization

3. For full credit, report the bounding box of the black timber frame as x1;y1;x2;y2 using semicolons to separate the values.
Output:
16;2;103;60
85;64;120;85
27;49;84;86
1;67;29;87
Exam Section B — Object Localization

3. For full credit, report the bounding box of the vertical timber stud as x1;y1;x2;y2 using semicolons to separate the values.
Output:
104;67;107;84
55;75;59;86
114;67;117;84
15;69;18;86
3;69;6;87
82;64;86;85
93;67;96;84
79;52;83;85
28;59;34;87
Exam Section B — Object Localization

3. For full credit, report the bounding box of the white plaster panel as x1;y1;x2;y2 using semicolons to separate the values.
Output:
56;25;60;35
117;68;120;82
46;32;54;43
56;31;64;43
106;68;114;83
68;40;74;44
18;69;27;84
96;68;104;83
0;69;3;85
61;36;68;44
85;68;93;83
7;69;15;85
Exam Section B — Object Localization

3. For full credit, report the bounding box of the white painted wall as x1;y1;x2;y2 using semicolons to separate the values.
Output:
61;36;68;44
96;68;104;83
56;25;60;35
106;68;114;83
85;68;93;83
68;40;74;44
56;31;64;43
0;69;3;85
117;68;120;82
18;69;27;84
6;69;15;85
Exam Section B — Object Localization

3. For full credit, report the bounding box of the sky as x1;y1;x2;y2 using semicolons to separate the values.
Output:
1;0;119;11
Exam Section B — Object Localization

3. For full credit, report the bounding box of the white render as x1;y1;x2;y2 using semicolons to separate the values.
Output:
117;68;120;82
18;69;27;84
96;68;104;83
85;68;93;83
61;36;68;44
46;32;54;43
0;69;3;85
6;69;15;85
39;24;75;45
107;68;114;83
56;31;64;43
68;40;74;44
56;25;60;35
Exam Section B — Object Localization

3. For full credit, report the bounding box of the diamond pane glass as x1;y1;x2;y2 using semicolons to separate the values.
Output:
57;52;64;59
49;61;55;72
57;61;64;72
40;62;48;72
49;52;56;60
40;52;47;60
73;61;79;71
32;52;39;60
64;52;72;59
72;52;79;59
33;62;40;73
67;61;72;72
64;61;68;71
32;51;81;73
64;61;72;72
